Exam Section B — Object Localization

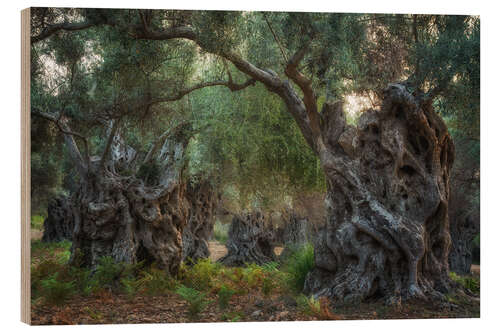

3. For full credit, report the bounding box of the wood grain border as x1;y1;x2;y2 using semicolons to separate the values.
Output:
21;7;31;325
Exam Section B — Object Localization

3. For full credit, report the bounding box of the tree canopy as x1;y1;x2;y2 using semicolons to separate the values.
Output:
30;8;479;216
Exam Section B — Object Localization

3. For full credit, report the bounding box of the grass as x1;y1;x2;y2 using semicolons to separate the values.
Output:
31;215;45;230
282;243;315;293
449;271;480;294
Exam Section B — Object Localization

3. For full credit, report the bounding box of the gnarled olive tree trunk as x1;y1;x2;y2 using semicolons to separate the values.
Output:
69;125;190;275
218;211;276;266
448;203;479;274
279;210;312;259
181;181;219;263
42;195;74;243
304;84;455;303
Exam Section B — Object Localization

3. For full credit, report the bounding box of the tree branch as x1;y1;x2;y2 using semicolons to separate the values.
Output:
31;20;98;44
263;13;288;64
150;77;256;105
99;118;122;171
284;41;322;143
31;108;89;176
143;121;191;165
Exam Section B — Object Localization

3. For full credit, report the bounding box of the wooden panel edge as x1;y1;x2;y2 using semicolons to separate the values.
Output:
21;7;31;325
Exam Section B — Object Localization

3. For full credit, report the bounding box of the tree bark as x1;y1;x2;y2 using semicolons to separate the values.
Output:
448;193;479;274
304;84;455;304
279;210;312;259
42;196;75;243
69;126;190;275
181;181;219;263
218;212;276;266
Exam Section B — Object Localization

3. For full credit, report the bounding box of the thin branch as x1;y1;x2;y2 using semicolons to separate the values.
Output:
262;13;288;64
31;108;89;176
31;20;98;44
99;118;122;171
284;41;322;139
143;121;190;165
150;77;256;105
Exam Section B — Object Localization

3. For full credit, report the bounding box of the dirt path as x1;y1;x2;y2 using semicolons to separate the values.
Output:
208;241;283;262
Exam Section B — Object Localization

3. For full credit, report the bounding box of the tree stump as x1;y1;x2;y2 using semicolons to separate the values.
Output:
42;196;74;243
181;181;218;263
218;212;275;266
304;84;455;303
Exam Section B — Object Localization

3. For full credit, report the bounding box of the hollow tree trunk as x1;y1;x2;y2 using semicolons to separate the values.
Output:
304;84;455;304
69;126;190;275
218;212;276;266
42;196;74;243
279;210;311;259
181;181;219;263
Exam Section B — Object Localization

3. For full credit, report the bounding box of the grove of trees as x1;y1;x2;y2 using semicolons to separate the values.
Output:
31;8;479;306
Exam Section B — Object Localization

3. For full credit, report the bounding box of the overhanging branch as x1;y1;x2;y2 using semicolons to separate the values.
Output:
31;108;90;176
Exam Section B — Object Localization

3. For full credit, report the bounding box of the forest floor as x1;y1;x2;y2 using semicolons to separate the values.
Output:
30;239;480;325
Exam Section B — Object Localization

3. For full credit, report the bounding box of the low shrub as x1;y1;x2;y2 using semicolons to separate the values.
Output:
296;294;320;316
93;256;124;290
31;215;45;230
217;284;235;310
182;258;220;291
135;266;177;295
175;285;212;318
283;243;315;293
449;271;480;294
39;273;75;305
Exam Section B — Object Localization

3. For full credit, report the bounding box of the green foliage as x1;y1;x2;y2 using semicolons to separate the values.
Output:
31;215;45;230
449;272;480;294
134;266;178;295
39;273;75;305
261;276;275;297
175;285;212;318
93;256;124;289
283;243;315;293
296;294;321;316
217;284;235;310
213;219;229;244
181;258;221;291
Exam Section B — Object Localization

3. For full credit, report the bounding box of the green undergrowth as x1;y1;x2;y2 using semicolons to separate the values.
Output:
31;215;45;230
449;271;480;294
31;242;316;309
213;219;229;244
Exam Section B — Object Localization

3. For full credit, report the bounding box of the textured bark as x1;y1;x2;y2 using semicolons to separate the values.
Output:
447;139;480;274
42;196;75;243
181;181;219;263
304;84;455;304
449;215;479;274
279;210;312;259
218;212;276;266
69;127;190;275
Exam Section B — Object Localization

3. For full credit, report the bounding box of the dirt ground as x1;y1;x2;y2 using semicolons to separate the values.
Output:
30;239;480;325
208;241;283;261
30;288;480;325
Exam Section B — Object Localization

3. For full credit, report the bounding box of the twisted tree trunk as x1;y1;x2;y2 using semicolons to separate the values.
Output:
181;181;219;263
304;84;455;304
69;126;190;275
218;212;276;266
42;196;74;243
279;210;312;259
